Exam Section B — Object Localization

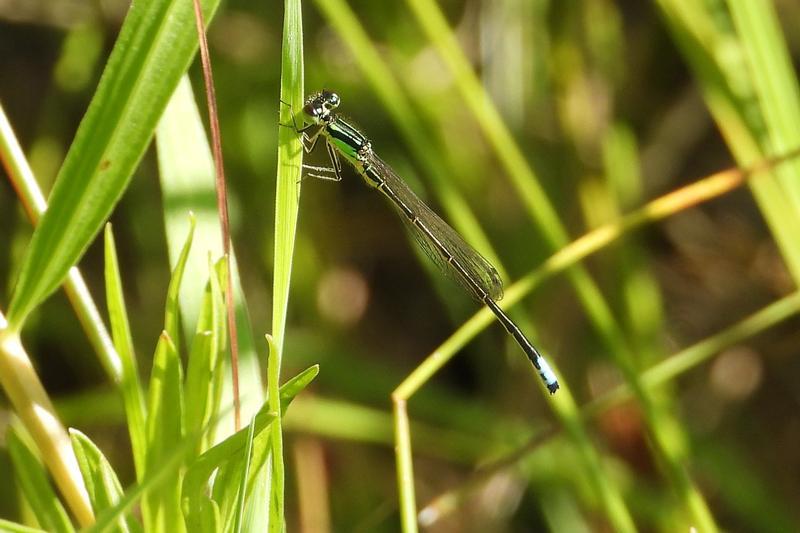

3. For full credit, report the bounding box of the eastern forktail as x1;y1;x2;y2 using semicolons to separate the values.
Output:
294;90;559;394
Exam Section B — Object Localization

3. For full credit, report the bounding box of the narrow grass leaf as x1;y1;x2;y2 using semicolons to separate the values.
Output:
657;0;800;279
200;500;222;533
157;76;264;425
144;332;184;532
210;456;241;531
204;361;320;529
182;497;220;533
231;417;257;533
0;519;47;533
270;0;304;527
265;335;285;533
156;76;219;341
104;224;147;479
181;363;316;525
181;407;276;516
0;103;122;384
244;362;319;504
85;432;198;533
5;0;222;330
6;428;74;533
207;257;231;444
185;257;227;450
728;1;800;211
278;364;319;415
164;215;196;352
184;330;215;443
273;0;304;351
69;429;141;533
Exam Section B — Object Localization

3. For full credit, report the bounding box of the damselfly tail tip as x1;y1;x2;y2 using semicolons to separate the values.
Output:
536;356;559;394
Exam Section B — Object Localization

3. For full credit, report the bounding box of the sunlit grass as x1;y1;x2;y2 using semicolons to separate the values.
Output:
1;1;799;531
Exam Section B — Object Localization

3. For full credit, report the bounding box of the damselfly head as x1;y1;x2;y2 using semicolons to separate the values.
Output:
303;89;341;124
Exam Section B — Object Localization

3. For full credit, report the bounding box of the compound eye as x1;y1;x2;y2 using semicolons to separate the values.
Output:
328;92;340;107
321;90;340;111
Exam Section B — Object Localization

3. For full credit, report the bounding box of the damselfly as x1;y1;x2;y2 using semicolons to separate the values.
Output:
293;90;559;394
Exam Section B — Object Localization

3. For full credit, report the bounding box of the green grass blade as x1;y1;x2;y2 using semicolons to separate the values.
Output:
183;499;219;533
278;365;319;414
156;75;264;428
246;362;319;496
265;335;285;533
0;519;47;533
209;258;231;445
104;224;147;480
273;0;304;349
728;0;800;211
184;363;317;530
403;0;567;246
231;417;257;533
0;102;122;388
6;428;74;533
5;0;222;330
163;215;196;353
208;357;318;532
0;320;94;525
657;0;800;280
85;432;198;533
144;332;184;532
182;407;277;509
184;329;216;445
184;257;228;452
156;76;218;334
69;429;141;533
270;0;305;529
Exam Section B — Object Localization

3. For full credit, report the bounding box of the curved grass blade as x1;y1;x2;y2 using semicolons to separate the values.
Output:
70;429;141;533
0;322;93;525
231;417;257;533
85;431;199;533
5;0;222;330
6;428;74;533
164;214;196;351
0;520;47;533
1;101;124;407
144;332;184;532
157;77;263;428
182;407;277;515
104;224;147;479
184;257;227;451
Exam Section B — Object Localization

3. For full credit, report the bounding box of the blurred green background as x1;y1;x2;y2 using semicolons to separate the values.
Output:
2;0;800;531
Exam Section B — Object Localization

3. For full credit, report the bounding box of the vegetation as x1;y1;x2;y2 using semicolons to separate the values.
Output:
0;0;799;531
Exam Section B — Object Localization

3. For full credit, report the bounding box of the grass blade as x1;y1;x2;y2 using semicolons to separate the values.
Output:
5;0;222;330
269;0;305;529
144;332;184;532
104;224;147;480
70;429;141;533
156;76;264;430
6;428;74;533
